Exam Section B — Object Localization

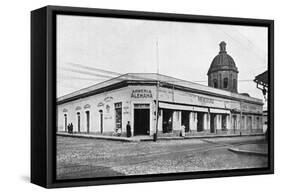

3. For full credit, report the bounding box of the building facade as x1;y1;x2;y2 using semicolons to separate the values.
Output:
57;73;263;136
57;42;264;137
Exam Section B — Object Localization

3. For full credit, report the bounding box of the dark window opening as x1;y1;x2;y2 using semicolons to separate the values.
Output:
210;114;216;133
99;110;103;133
197;112;204;132
181;111;190;132
223;78;228;88
213;79;218;88
247;116;252;131
134;105;150;136
233;79;237;90
77;112;80;133
163;109;173;133
64;114;67;132
85;111;90;133
222;114;227;130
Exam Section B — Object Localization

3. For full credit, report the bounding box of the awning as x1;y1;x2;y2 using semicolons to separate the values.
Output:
159;102;208;112
210;108;230;114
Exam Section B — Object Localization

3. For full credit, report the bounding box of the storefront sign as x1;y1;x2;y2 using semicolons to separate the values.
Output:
197;96;214;104
131;89;152;98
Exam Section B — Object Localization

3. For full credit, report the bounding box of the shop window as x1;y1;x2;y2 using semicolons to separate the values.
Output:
115;102;122;130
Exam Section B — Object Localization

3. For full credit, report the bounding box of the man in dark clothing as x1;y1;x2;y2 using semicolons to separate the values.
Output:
126;121;131;137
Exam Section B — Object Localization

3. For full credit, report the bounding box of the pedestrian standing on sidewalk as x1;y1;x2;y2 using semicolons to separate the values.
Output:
126;121;131;137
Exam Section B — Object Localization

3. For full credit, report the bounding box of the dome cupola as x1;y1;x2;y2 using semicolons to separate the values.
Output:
207;41;239;93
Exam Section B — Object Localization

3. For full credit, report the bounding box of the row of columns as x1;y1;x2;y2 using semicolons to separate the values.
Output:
188;112;231;131
157;109;263;133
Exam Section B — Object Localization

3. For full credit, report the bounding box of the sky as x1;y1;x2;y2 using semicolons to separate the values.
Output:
57;15;268;105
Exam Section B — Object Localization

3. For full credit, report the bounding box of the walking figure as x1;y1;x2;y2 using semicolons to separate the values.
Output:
126;121;131;137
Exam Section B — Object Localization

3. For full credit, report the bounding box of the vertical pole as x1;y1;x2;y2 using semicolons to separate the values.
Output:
154;39;160;142
240;100;243;135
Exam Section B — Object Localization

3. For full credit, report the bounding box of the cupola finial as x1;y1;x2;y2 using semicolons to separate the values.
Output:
219;41;226;53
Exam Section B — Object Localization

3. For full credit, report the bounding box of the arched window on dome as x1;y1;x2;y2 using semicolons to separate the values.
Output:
223;78;228;88
233;79;237;90
213;79;218;88
219;74;222;88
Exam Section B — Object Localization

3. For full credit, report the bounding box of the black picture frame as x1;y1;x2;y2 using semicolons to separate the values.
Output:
31;5;274;188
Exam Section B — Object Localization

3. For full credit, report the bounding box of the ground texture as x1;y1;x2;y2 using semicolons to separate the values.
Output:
56;136;268;180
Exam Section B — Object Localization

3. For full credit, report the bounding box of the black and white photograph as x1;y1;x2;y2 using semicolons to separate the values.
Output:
55;14;270;180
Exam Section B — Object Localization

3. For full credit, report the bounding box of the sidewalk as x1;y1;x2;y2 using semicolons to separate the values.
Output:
57;131;265;142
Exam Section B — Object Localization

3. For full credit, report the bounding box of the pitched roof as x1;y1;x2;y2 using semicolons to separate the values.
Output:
254;70;268;86
57;73;263;105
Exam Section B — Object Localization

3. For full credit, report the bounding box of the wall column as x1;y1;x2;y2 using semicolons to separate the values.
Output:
158;109;163;133
189;112;197;132
226;115;231;130
203;113;208;131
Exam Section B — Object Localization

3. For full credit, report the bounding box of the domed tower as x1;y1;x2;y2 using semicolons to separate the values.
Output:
207;41;239;93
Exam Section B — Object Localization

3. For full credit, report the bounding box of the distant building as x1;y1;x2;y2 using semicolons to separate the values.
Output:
254;70;268;133
57;42;264;137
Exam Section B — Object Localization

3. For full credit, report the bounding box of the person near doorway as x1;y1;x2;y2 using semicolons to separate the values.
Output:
180;125;185;137
126;121;131;137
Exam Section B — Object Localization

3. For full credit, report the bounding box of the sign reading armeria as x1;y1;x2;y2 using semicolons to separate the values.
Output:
131;89;153;98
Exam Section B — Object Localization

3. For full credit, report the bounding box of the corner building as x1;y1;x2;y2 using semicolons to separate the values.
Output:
57;73;263;136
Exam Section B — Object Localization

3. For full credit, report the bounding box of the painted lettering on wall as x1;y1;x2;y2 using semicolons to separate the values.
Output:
123;106;130;114
197;96;214;104
131;89;152;98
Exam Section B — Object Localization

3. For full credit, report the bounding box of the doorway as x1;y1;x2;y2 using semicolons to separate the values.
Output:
181;111;190;132
197;112;204;132
134;105;150;135
85;111;90;133
77;112;80;133
162;109;173;133
222;114;227;130
99;110;103;133
232;115;237;131
247;116;252;131
210;114;215;133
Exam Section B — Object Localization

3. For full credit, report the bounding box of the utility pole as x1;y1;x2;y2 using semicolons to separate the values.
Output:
240;100;243;136
154;39;160;142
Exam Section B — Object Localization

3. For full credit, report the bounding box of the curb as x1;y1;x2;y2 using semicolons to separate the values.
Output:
228;147;268;156
57;133;140;142
184;134;265;139
57;133;265;142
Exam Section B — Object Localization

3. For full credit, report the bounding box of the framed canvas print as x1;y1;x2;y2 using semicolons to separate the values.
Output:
31;5;274;188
